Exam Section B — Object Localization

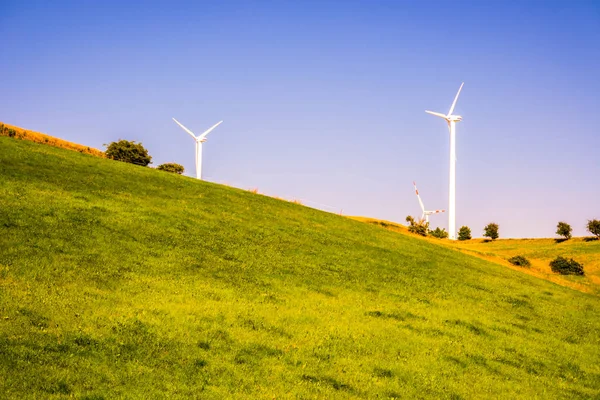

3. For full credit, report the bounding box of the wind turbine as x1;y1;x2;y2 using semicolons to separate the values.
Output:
172;118;223;180
413;181;445;224
426;82;464;240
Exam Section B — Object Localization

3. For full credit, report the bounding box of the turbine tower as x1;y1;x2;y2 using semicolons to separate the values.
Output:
426;82;464;240
413;181;445;224
172;118;223;180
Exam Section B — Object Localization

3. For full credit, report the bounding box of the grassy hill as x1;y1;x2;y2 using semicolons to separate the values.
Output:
1;136;600;399
0;121;104;158
446;238;600;296
353;218;600;296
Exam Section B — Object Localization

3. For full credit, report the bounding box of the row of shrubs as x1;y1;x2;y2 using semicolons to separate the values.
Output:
406;216;600;241
104;139;184;175
405;217;493;241
509;255;585;276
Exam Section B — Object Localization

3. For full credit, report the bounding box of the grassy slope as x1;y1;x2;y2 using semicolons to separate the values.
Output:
446;238;600;296
353;217;600;296
1;137;599;399
0;121;104;158
349;216;410;235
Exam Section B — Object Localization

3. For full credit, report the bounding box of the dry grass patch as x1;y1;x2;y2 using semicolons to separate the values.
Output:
0;121;104;158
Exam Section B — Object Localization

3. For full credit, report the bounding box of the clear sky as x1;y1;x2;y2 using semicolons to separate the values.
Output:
1;0;599;238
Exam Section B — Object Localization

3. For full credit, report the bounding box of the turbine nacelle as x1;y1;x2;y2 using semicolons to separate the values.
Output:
172;118;223;143
424;210;445;215
172;118;223;180
425;111;462;123
425;82;464;124
413;181;445;223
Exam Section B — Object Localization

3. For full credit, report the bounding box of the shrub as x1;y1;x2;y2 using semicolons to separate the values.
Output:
483;223;499;240
587;219;600;239
157;163;184;174
428;227;448;239
508;255;530;267
406;216;428;237
458;226;472;241
549;256;584;276
105;140;152;166
555;222;572;240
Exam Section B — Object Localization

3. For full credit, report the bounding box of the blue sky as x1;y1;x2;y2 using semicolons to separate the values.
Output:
1;0;599;237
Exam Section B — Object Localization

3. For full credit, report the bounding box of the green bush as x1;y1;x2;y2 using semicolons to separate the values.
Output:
406;216;428;237
587;219;600;239
483;223;499;240
508;255;530;267
428;227;448;239
157;163;184;174
549;256;584;276
105;140;152;166
555;222;572;240
458;226;472;241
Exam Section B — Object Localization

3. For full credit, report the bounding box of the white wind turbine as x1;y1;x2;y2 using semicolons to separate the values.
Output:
172;118;223;180
426;82;464;240
413;181;445;224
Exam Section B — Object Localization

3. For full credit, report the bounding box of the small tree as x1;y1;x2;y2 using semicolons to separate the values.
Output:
428;227;448;239
105;140;152;166
458;226;472;241
555;222;572;240
406;216;428;237
587;219;600;239
157;163;184;174
483;223;499;240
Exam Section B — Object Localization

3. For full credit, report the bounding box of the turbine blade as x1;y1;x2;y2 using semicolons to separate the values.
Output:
172;118;197;139
425;110;448;119
198;120;223;140
447;82;464;116
413;181;425;213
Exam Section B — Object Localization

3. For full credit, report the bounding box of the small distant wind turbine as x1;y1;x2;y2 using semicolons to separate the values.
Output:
413;181;445;224
172;118;223;180
426;82;464;239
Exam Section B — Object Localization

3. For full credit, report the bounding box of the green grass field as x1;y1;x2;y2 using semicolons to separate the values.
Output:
1;137;600;399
